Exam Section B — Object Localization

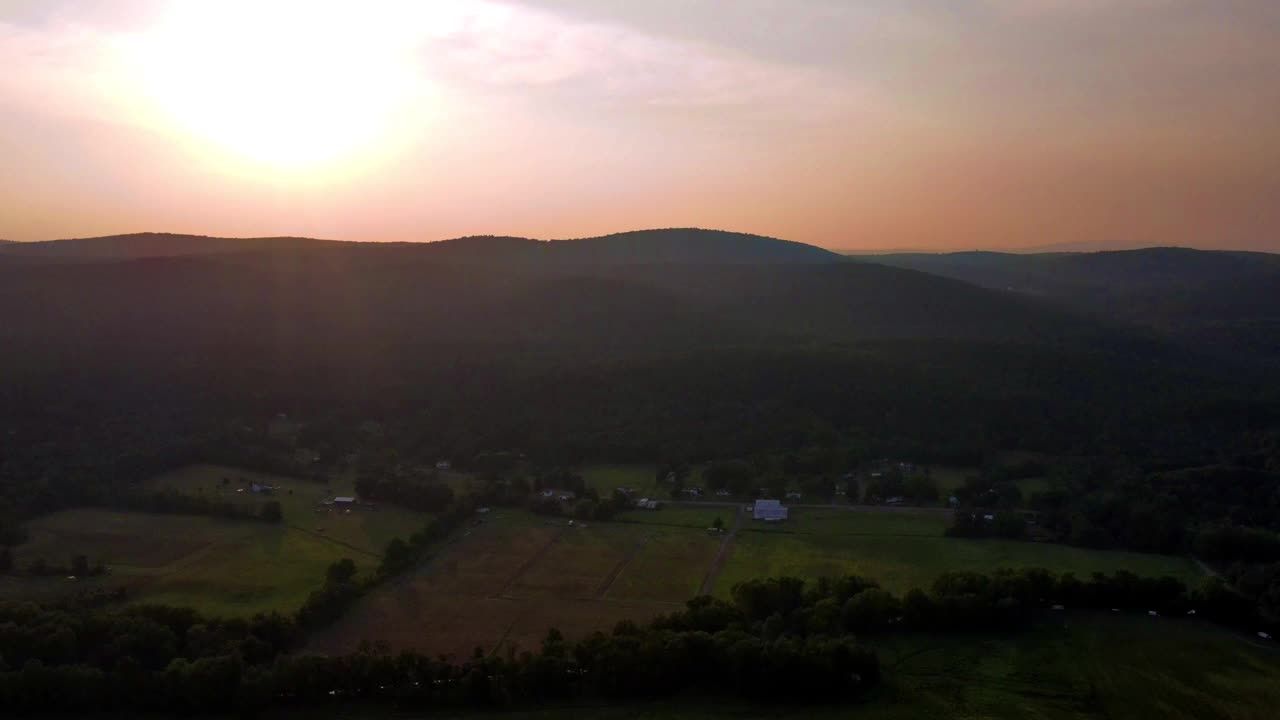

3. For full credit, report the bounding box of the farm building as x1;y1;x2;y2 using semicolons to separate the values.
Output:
333;496;355;505
753;499;788;522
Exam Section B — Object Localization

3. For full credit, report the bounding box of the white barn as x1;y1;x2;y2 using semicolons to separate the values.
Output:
753;499;788;522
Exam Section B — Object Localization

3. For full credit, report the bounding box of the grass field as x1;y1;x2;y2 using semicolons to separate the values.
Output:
750;507;950;536
719;517;1203;596
615;504;731;529
1;464;437;616
580;464;661;496
1;507;371;617
606;527;722;603
147;464;430;556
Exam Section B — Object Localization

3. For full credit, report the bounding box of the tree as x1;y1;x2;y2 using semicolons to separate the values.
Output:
259;500;283;523
325;558;358;587
379;538;413;577
70;554;90;576
712;516;724;531
0;546;12;574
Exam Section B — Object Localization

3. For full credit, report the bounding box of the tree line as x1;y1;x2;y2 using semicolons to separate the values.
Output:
2;564;1271;715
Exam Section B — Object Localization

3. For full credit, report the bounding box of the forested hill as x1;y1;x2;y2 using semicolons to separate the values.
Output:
0;232;348;261
0;228;839;265
861;247;1280;296
860;247;1280;362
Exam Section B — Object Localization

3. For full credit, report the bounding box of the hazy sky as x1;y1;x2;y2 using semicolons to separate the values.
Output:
2;0;1278;250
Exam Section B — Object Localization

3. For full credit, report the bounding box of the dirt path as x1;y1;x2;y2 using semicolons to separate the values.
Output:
698;504;745;596
593;532;653;599
1192;557;1221;579
494;526;566;598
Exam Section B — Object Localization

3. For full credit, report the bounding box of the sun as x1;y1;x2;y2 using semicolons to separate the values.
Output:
134;1;425;173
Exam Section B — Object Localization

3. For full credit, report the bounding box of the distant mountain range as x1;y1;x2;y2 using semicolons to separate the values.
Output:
0;229;839;265
857;248;1280;361
0;226;1274;463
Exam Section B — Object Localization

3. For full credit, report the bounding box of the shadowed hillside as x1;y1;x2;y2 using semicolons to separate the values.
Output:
862;247;1280;362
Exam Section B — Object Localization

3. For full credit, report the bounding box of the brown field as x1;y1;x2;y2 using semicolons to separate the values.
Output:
308;512;699;660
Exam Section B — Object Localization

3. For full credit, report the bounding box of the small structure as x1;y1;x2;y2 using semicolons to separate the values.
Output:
753;499;789;522
436;460;452;471
785;491;802;501
333;496;355;505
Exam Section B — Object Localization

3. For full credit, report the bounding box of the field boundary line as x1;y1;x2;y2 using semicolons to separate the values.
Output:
493;527;567;598
594;532;653;600
285;522;380;559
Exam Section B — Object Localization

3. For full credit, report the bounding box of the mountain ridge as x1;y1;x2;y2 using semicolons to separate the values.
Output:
0;228;840;265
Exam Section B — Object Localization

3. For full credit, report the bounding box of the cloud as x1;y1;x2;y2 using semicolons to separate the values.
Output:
414;1;847;111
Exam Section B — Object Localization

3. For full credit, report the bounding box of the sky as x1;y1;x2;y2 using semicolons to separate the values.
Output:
2;0;1278;251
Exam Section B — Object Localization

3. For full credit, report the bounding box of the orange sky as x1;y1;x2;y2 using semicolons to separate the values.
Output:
2;0;1279;251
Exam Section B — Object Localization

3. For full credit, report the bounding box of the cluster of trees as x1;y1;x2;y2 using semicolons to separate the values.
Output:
712;568;1266;637
1024;458;1280;555
862;467;938;506
3;553;105;579
299;492;489;631
1197;526;1280;625
111;490;282;524
351;475;454;513
946;510;1027;539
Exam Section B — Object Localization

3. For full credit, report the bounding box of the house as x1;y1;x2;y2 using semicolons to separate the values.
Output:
333;496;355;505
436;460;452;471
785;491;802;501
884;496;905;506
715;489;731;497
753;499;788;522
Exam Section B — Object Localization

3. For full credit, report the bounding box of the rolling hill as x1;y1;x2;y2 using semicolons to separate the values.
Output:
0;228;840;265
861;247;1280;362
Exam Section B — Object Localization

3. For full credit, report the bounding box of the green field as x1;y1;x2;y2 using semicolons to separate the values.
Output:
147;464;431;556
615;504;732;530
1;465;437;616
580;463;662;496
607;527;722;603
2;507;373;617
749;507;950;535
719;518;1203;596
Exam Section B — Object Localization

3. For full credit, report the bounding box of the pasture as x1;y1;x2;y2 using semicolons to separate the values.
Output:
146;464;430;556
1;507;365;617
0;464;437;616
718;511;1203;596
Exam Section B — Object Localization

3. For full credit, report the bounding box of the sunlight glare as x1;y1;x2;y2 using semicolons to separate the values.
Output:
135;1;433;173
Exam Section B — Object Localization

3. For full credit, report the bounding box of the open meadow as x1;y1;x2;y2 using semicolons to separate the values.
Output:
718;508;1202;595
0;465;437;616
